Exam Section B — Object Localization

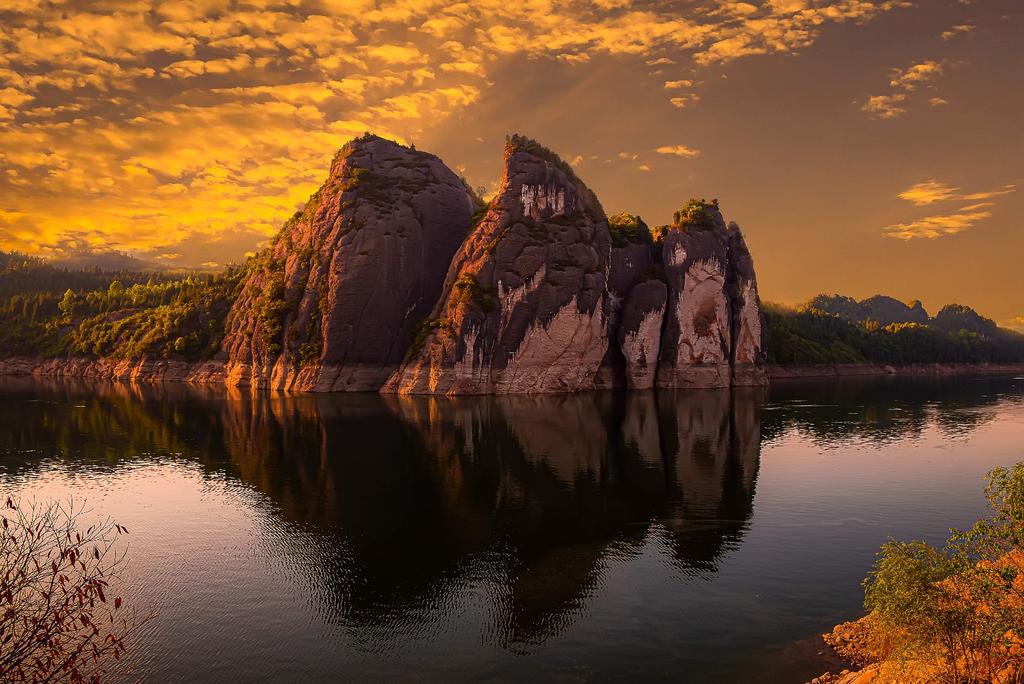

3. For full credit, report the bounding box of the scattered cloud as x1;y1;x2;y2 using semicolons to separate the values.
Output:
669;94;701;108
863;59;948;119
887;180;1017;239
862;93;906;119
883;205;993;240
655;145;701;158
930;97;949;106
0;0;917;262
941;24;975;40
898;180;1017;205
637;164;651;172
569;154;583;167
889;61;943;90
1004;316;1024;332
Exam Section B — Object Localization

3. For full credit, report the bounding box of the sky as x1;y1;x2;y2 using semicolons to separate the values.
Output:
0;0;1021;327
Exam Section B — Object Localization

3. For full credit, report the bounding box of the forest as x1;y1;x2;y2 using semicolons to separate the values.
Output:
1;250;1022;367
0;252;244;360
763;301;1024;366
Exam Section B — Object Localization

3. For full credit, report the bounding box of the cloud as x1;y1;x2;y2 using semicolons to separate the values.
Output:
0;0;913;263
898;180;1016;205
1004;316;1024;332
883;205;994;240
655;145;701;158
889;61;943;90
861;93;906;119
862;58;948;119
887;181;1016;239
941;24;974;40
669;94;701;108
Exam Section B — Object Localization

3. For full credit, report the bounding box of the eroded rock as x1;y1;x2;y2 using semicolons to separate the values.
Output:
383;135;611;395
221;134;475;391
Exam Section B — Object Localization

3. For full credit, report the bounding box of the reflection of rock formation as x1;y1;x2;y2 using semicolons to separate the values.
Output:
5;374;1019;650
10;375;1018;650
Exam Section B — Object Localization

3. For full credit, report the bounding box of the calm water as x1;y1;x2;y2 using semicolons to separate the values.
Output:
1;375;1023;682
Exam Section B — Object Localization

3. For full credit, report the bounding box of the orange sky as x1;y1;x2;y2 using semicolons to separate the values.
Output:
0;0;1021;326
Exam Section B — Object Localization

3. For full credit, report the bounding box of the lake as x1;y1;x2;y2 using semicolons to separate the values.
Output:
1;374;1022;682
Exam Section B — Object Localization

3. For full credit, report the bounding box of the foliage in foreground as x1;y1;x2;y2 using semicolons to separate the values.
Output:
861;463;1024;682
0;497;144;682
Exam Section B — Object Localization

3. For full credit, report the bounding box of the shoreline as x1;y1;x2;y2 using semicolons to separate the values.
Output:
1;356;1023;391
768;362;1024;380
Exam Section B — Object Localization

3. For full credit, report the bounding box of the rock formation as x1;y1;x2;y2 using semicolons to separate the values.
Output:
382;135;612;395
220;134;476;391
726;222;768;386
596;213;665;390
655;200;737;387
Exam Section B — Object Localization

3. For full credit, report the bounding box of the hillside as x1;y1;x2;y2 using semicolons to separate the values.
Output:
765;295;1024;366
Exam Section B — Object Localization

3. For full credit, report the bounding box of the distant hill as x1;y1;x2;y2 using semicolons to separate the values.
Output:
764;294;1024;366
808;294;929;326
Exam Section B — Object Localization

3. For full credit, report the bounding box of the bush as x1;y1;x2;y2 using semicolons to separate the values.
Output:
0;497;145;682
863;463;1024;682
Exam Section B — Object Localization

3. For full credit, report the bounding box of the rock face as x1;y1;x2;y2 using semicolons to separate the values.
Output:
618;280;667;389
221;135;476;391
726;222;768;386
596;213;660;388
656;201;766;389
382;136;611;395
657;203;733;388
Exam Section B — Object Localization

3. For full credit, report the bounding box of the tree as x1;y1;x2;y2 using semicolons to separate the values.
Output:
863;463;1024;682
0;497;145;683
58;289;76;318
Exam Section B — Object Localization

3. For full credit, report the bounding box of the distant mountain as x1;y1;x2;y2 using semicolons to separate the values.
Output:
933;304;1001;337
807;294;929;326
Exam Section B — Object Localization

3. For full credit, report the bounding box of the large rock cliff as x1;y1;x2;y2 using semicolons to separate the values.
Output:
656;201;733;388
221;135;475;391
382;135;612;395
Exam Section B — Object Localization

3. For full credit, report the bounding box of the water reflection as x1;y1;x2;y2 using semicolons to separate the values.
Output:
0;374;1019;653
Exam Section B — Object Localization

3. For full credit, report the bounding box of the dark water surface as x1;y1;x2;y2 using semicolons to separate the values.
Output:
1;375;1022;682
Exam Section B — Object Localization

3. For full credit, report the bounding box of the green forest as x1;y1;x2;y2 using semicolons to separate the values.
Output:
763;301;1024;366
0;252;244;360
1;250;1022;366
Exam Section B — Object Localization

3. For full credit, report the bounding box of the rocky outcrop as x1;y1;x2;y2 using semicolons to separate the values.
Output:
653;201;766;389
0;136;770;395
618;280;667;389
726;222;768;385
220;134;476;391
382;135;611;395
656;202;733;388
595;213;660;389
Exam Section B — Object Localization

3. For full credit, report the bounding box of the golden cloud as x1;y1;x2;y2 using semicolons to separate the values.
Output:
655;145;701;158
861;93;906;119
0;0;913;262
883;206;994;240
898;181;1017;206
